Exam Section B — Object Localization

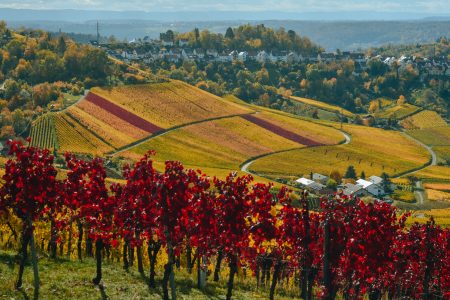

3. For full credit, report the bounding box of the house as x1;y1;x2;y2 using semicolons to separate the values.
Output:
229;50;239;61
238;51;248;62
356;179;385;197
296;177;325;191
247;50;258;61
270;51;288;63
206;49;218;57
182;48;196;61
312;173;329;185
369;175;383;185
342;183;370;197
287;52;301;63
179;39;189;47
256;50;270;63
194;48;205;59
318;52;335;63
162;39;174;47
216;51;231;62
350;52;366;64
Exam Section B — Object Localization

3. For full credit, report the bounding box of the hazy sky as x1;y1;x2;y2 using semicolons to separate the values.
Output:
0;0;449;13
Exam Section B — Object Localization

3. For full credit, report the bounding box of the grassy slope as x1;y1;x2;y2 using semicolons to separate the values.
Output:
375;103;420;119
0;250;299;300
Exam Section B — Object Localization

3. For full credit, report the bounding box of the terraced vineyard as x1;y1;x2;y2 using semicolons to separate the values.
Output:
118;111;344;174
250;124;430;179
91;81;252;128
30;114;58;150
401;110;448;129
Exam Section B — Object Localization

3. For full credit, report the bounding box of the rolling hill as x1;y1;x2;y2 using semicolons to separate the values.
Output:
28;80;441;186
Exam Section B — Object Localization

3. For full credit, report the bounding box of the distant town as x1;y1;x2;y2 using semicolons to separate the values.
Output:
96;33;450;79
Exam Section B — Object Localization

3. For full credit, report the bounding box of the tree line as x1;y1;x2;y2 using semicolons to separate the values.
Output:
0;140;448;300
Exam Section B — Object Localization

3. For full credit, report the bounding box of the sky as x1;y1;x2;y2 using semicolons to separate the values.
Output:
0;0;449;14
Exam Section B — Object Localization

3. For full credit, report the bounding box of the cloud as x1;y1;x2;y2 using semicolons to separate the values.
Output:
0;0;447;13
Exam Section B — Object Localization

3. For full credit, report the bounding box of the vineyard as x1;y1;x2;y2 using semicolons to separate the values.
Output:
90;81;252;128
53;114;113;155
30;114;58;150
250;124;430;179
401;110;448;129
0;141;448;300
119;111;343;172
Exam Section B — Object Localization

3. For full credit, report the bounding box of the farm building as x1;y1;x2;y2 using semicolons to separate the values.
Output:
342;183;370;197
312;173;329;185
356;178;385;197
296;177;325;191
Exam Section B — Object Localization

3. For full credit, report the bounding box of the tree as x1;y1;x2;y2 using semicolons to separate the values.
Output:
329;170;342;184
397;95;406;105
326;179;337;190
0;140;58;298
360;171;366;179
344;166;357;179
225;27;235;40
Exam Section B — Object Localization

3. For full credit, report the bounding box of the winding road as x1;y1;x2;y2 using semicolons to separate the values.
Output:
109;112;257;156
395;131;437;178
240;129;351;175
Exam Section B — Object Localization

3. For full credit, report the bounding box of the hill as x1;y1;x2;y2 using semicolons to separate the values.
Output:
249;122;430;179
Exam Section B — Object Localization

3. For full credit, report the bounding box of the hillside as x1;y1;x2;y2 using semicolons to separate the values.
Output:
250;123;430;179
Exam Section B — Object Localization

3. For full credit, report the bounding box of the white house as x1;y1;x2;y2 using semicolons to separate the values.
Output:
194;48;205;59
342;183;370;197
296;177;325;191
238;51;248;62
287;52;301;63
356;178;385;197
216;51;231;62
369;175;383;185
256;50;270;63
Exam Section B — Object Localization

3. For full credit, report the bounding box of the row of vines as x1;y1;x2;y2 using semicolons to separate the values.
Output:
29;114;58;150
0;140;449;300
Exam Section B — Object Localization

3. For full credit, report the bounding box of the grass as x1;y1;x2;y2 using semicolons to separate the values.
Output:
290;96;354;117
0;250;300;300
375;103;420;119
250;124;430;179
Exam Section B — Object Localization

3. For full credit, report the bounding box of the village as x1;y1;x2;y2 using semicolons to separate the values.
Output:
99;33;450;78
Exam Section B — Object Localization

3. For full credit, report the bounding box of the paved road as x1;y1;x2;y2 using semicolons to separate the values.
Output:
414;181;426;205
397;131;437;178
241;128;351;175
110;112;256;156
